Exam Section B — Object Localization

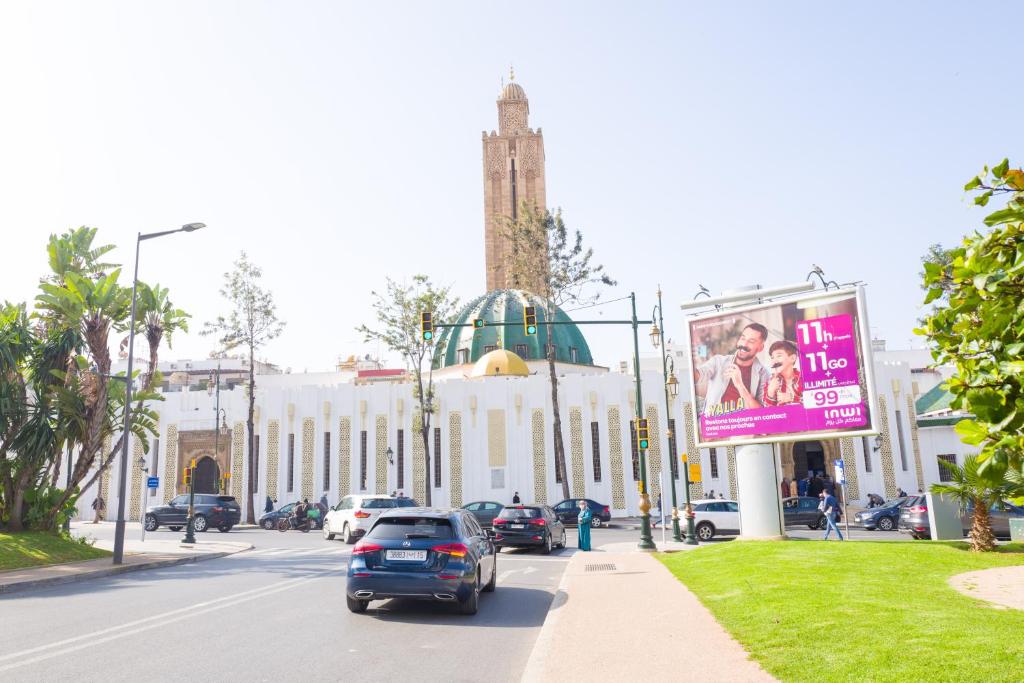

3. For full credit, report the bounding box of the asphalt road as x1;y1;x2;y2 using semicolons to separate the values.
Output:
1;522;638;683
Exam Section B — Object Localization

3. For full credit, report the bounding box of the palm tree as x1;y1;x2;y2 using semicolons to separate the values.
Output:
931;456;1024;552
134;283;189;390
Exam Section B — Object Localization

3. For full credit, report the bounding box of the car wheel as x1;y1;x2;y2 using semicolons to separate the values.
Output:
343;523;354;544
262;518;275;530
192;515;208;533
591;517;602;529
558;529;566;549
323;522;335;541
483;559;497;593
816;516;828;530
169;526;182;531
695;521;715;541
541;534;552;555
806;523;818;530
217;524;232;533
459;574;480;615
877;517;894;531
144;514;158;532
346;595;368;614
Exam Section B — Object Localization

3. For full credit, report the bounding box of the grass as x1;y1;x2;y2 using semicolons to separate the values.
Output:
0;531;110;572
658;540;1024;683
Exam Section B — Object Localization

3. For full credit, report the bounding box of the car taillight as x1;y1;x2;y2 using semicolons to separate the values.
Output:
493;518;507;526
212;506;224;513
909;505;928;514
603;506;609;515
354;510;371;518
352;541;384;555
432;543;468;558
529;518;546;526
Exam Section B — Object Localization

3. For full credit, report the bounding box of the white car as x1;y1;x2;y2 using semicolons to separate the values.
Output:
690;499;739;541
322;494;416;543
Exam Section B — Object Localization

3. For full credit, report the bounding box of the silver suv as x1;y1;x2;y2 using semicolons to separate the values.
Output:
322;494;417;543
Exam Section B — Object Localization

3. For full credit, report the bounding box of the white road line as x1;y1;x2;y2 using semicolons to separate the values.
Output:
243;547;285;555
0;569;336;673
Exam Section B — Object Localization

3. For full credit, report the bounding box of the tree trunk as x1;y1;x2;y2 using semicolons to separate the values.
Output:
246;343;257;525
546;303;570;501
7;468;33;532
969;496;996;552
421;424;432;507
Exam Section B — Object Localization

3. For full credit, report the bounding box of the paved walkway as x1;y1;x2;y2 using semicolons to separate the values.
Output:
949;566;1024;610
522;547;775;682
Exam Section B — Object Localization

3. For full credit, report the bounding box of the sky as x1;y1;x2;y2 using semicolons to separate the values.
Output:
1;2;1021;372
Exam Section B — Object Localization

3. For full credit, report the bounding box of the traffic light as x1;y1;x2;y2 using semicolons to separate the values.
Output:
635;418;649;450
473;318;485;330
420;311;434;341
182;467;192;487
523;306;537;335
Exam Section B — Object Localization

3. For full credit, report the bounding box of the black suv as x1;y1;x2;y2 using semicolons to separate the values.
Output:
492;504;566;554
145;494;241;533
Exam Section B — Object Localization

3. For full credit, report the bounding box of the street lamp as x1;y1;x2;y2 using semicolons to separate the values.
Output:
112;222;205;565
630;293;656;551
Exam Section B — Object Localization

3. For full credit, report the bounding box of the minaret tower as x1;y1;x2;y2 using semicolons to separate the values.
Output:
482;68;548;293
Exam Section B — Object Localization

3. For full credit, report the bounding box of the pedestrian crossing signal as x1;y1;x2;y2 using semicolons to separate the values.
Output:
524;306;537;335
636;418;649;450
420;311;434;341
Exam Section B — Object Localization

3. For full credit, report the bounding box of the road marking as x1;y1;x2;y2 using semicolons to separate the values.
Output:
0;569;335;673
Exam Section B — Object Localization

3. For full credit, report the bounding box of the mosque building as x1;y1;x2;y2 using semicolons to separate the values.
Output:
85;74;966;528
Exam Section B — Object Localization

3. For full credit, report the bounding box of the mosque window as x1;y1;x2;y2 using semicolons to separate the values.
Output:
569;347;579;363
360;431;367;490
668;419;678;480
287;433;295;492
590;422;602;482
515;344;529;359
397;430;405;490
322;431;331;492
709;448;719;479
629;421;639;480
457;348;470;364
433;428;442;487
484;345;497;354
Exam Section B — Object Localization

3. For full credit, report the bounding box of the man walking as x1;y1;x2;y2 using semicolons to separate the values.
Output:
512;491;521;504
819;491;844;541
91;495;105;524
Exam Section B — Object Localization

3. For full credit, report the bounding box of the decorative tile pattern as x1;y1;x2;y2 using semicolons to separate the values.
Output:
231;421;245;501
645;404;663;501
487;409;507;467
840;438;861;501
531;409;547;504
726;446;738;499
266;420;281;500
129;437;144;521
338;416;352;498
412;412;426;503
301;418;315;501
163;426;177;503
449;412;463;507
375;415;388;494
906;396;925;492
681;404;704;500
607;406;626;509
876;395;898;499
101;435;112;517
569;407;585;498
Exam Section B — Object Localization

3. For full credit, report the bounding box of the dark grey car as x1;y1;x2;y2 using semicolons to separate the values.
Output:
898;495;1024;539
462;501;504;529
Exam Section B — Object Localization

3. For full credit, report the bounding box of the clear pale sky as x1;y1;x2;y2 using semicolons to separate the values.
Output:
1;2;1020;371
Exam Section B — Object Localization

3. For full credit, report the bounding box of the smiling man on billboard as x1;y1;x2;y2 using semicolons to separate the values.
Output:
693;323;771;417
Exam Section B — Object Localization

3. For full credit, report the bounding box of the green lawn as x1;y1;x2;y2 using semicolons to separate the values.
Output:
0;531;110;572
658;541;1024;683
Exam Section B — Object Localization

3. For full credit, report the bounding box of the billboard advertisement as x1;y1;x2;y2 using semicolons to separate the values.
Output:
685;286;877;447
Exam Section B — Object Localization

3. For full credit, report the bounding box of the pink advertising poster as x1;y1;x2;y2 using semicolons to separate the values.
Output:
687;289;875;446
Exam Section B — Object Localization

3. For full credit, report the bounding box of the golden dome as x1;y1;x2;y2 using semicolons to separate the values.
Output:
469;349;529;378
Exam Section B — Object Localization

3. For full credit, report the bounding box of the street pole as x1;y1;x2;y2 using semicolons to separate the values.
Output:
63;443;73;534
140;455;148;543
632;292;656;551
653;288;685;543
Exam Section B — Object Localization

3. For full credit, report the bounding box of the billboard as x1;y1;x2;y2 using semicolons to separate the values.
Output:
685;286;878;447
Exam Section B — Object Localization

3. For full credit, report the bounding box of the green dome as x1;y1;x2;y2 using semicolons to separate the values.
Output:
434;290;594;368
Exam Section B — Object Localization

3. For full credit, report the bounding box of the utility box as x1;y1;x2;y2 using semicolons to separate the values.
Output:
1010;518;1024;542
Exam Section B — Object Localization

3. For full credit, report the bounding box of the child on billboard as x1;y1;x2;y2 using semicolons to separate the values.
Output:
763;340;802;407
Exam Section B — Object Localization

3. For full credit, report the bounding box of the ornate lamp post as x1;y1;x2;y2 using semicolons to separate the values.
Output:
631;293;656;551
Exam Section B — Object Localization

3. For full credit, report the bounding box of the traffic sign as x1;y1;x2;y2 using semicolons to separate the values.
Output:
835;459;846;485
147;476;159;489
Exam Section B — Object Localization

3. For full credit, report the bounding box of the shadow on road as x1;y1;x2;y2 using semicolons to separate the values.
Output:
363;586;555;627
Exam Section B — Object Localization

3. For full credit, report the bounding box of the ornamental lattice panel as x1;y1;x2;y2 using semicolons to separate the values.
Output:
338;416;352;498
412;412;426;503
231;422;245;501
876;395;898;499
569;407;586;498
302;418;315;501
681;404;704;500
266;420;280;501
163;426;177;503
645;404;663;502
375;415;388;495
531;409;547;504
907;396;925;492
449;412;464;507
839;438;861;501
100;435;112;518
129;437;145;522
607;406;626;509
726;447;738;499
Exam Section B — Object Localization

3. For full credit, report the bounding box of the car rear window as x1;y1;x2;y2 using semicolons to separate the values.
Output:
217;496;237;504
497;507;541;520
394;498;418;507
368;517;453;539
361;499;398;509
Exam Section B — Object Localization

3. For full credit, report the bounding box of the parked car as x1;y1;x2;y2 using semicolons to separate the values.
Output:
345;507;497;615
552;498;612;527
462;501;504;529
323;494;418;543
145;494;240;533
899;495;1024;540
492;504;566;554
259;502;308;530
691;499;739;541
782;496;828;530
853;496;912;531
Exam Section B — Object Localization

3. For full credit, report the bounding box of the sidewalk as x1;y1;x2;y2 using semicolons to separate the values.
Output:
522;547;775;682
0;538;251;596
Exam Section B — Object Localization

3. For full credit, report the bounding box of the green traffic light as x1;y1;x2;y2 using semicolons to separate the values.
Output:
527;325;536;335
423;331;433;340
640;439;649;449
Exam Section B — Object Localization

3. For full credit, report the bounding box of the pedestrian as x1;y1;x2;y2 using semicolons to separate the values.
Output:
718;493;724;500
91;495;105;524
265;495;274;513
320;493;329;509
808;472;824;498
897;487;907;497
512;491;521;504
819;491;844;541
707;489;715;499
781;477;790;499
789;478;798;497
390;490;397;497
576;499;592;551
797;474;809;497
822;472;835;497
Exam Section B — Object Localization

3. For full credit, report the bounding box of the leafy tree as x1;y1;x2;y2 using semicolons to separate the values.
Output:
203;252;284;524
919;159;1024;482
357;275;458;506
499;204;615;500
919;243;954;294
931;456;1024;551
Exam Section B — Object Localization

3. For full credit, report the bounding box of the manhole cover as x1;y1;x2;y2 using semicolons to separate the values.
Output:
584;563;617;572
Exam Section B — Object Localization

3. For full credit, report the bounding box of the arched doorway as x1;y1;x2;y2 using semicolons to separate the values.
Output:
194;456;220;494
792;441;826;480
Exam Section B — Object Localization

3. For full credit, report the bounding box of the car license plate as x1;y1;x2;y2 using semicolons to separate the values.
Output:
385;550;427;561
510;524;525;529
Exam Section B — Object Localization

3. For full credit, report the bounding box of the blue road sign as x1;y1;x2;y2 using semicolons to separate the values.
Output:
147;476;159;489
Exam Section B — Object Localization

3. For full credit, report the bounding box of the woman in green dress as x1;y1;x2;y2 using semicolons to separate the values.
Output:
577;500;592;551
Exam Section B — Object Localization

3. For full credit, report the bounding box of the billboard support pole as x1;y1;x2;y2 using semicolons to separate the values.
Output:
735;443;786;539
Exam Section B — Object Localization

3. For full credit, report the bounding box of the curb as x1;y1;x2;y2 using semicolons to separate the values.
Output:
0;545;251;596
521;553;574;683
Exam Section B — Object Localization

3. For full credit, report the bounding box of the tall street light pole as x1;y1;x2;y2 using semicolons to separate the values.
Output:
112;222;205;565
631;293;656;551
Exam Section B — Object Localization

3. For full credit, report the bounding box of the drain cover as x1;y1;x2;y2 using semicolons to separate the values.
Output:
584;563;617;572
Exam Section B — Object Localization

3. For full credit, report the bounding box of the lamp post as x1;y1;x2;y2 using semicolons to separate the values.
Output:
651;288;697;545
631;292;656;551
112;222;204;565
